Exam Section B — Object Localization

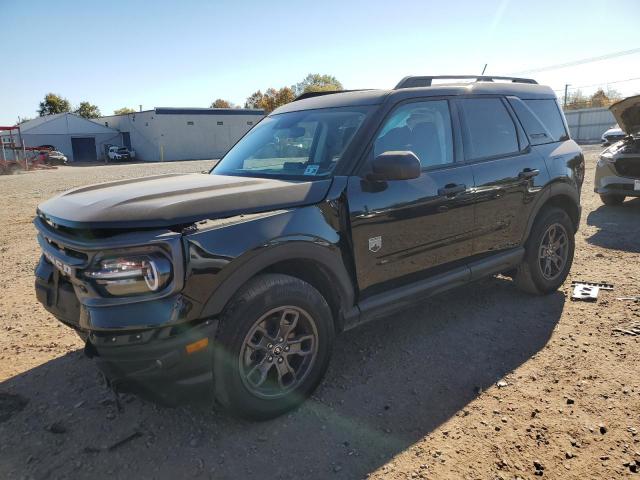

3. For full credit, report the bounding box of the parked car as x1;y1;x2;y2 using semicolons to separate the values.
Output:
595;95;640;205
45;150;68;165
601;124;626;145
107;145;136;161
36;144;56;151
33;75;584;420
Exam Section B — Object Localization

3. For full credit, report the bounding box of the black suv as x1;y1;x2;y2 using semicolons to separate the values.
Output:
34;75;584;419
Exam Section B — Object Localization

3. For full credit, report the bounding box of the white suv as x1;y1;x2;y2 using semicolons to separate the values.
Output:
107;146;136;161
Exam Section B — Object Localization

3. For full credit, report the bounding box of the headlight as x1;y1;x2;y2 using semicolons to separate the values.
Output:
598;151;615;166
85;254;172;297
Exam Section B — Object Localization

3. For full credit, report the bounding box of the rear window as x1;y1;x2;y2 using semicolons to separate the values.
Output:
459;98;519;160
523;99;568;142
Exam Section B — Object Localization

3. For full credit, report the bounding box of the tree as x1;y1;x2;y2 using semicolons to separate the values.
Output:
590;88;622;108
564;89;587;110
114;107;136;115
211;98;233;108
564;87;624;110
74;101;101;119
604;87;622;103
261;88;280;113
293;73;343;96
244;87;296;114
245;90;264;109
274;86;296;107
589;89;610;108
38;93;71;116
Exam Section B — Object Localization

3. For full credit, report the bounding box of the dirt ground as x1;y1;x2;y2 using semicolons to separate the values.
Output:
0;146;638;479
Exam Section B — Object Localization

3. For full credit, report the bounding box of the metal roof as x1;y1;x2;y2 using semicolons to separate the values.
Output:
18;113;120;134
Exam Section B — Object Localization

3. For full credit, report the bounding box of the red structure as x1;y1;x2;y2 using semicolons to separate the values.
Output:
0;125;55;173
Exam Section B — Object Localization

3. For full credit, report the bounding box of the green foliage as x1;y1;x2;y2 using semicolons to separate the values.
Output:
38;93;71;116
74;101;101;119
211;99;233;108
244;73;342;114
245;90;264;109
114;107;136;115
244;87;296;114
293;73;343;96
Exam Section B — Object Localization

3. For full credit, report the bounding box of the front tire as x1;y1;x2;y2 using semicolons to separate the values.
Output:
213;274;334;420
600;194;625;206
515;207;575;295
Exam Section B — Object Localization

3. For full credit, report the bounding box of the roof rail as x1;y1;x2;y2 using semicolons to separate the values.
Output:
293;89;370;102
394;75;538;89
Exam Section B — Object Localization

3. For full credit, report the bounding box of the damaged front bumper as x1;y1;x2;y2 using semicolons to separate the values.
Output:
594;159;640;197
85;318;217;403
33;216;218;402
35;255;217;402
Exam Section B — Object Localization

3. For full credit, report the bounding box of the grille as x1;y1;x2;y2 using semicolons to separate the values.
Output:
615;158;640;179
45;237;88;261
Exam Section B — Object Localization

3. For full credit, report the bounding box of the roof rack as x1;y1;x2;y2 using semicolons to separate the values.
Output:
394;75;538;89
293;89;370;102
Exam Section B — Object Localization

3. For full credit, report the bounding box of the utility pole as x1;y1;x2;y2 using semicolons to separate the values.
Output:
564;84;570;107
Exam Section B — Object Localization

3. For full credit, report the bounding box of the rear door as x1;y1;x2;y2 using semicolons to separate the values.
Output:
456;97;550;254
347;98;476;298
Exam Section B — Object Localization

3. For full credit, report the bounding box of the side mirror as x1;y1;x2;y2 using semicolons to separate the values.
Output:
369;151;421;181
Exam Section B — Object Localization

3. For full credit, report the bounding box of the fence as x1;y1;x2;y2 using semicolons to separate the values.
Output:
563;106;616;143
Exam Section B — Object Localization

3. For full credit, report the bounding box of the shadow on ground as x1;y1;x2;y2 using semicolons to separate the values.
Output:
0;277;564;479
586;197;640;253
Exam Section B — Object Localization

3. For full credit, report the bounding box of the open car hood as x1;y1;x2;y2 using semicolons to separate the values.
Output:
610;95;640;135
37;173;332;229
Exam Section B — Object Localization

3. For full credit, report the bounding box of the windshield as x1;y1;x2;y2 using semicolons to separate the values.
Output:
213;106;370;179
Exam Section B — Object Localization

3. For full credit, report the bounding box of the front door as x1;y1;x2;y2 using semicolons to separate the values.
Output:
347;99;476;298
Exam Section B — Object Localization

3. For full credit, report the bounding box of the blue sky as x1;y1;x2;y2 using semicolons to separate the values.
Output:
2;0;639;124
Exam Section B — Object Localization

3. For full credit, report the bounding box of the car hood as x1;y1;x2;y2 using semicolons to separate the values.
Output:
37;173;333;229
603;127;623;135
610;95;640;134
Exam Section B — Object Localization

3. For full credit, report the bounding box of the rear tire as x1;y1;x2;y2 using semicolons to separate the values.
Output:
600;194;625;206
213;274;334;420
515;207;575;295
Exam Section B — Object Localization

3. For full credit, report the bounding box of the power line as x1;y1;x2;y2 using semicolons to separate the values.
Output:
552;76;640;93
515;48;640;75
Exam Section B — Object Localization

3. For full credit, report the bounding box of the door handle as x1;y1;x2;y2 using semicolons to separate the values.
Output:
437;184;466;197
518;168;539;180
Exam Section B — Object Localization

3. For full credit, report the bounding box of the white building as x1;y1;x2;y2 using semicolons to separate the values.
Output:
18;113;122;162
96;107;265;162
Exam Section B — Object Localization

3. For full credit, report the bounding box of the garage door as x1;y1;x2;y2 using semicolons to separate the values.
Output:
71;137;97;162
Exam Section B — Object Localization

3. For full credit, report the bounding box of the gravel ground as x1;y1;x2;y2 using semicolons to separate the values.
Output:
0;147;639;479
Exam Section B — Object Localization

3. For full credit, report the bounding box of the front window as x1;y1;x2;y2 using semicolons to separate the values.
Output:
213;106;370;179
373;100;454;168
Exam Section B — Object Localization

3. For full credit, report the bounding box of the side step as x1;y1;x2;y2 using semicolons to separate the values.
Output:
343;248;524;330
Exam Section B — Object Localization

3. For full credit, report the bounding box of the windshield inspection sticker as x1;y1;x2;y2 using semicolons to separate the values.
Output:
304;165;320;176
